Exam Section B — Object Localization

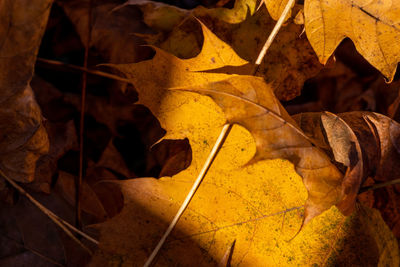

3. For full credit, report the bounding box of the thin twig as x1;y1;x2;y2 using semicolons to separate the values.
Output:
253;0;295;74
0;170;98;254
77;0;93;229
36;58;131;83
51;214;99;245
143;124;232;267
1;233;65;266
25;245;66;267
359;178;400;193
143;1;295;265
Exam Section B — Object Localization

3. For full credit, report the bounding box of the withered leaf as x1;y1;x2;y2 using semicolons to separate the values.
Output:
56;171;108;221
294;112;364;216
58;0;153;64
295;111;400;216
0;0;51;182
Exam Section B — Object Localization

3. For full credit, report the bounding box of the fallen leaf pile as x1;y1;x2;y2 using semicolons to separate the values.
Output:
1;0;400;266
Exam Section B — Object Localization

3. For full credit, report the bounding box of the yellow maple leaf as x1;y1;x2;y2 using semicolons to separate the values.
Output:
107;22;249;138
130;2;321;101
176;76;344;224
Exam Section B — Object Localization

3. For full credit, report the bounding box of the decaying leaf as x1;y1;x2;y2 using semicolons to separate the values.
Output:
0;0;51;182
124;0;257;26
32;120;77;193
340;112;400;183
0;189;92;266
295;111;400;216
30;77;79;192
58;0;153;64
56;171;108;221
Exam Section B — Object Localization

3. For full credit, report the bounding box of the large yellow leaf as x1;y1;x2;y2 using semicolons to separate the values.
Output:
177;76;344;224
89;75;399;264
91;23;399;266
89;76;399;266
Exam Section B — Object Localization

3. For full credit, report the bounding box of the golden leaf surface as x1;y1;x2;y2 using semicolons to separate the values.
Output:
89;78;399;266
264;0;400;81
304;0;400;81
261;0;295;21
91;24;399;266
108;22;249;135
89;79;399;265
177;76;344;224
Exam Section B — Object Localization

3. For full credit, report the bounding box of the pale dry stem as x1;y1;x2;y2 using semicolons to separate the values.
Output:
36;58;131;83
0;170;99;254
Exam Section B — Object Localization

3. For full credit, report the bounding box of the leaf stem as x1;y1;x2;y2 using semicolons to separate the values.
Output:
143;124;232;267
0;170;99;252
253;0;295;74
143;1;295;266
359;178;400;193
36;58;131;83
77;0;93;229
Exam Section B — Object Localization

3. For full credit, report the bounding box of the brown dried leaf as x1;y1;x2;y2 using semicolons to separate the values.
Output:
32;120;78;193
294;112;364;216
296;111;400;217
0;0;51;182
346;112;400;182
0;190;92;266
96;140;132;179
58;0;153;64
56;171;108;221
